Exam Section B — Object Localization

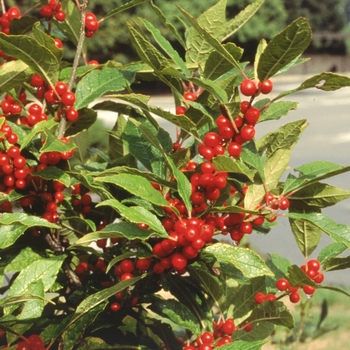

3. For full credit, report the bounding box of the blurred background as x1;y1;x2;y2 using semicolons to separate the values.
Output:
7;0;350;73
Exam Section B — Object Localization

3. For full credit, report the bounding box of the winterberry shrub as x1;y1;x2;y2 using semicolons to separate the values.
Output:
0;1;350;349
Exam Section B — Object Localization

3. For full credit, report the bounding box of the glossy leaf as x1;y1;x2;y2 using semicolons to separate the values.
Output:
290;183;350;208
323;256;350;272
0;60;32;94
97;199;168;237
283;161;350;194
95;173;169;207
33;166;71;188
257;119;307;157
0;32;59;84
102;0;150;21
259;101;298;122
257;18;312;81
287;212;350;249
289;212;322;257
205;243;273;278
73;222;158;246
0;213;59;249
318;242;347;265
213;156;255;181
148;297;201;334
180;5;242;72
75;68;131;110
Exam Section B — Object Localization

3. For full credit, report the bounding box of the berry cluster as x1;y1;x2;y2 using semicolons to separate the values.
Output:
85;12;99;37
0;6;20;35
181;318;235;349
2;334;45;350
39;0;66;22
253;259;323;306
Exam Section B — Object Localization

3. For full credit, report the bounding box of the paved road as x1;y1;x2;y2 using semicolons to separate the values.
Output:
98;74;350;286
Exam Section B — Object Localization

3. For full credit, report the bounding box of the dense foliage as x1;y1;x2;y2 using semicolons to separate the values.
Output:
1;0;350;349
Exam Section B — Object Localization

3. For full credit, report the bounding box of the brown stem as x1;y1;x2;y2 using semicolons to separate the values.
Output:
57;0;88;139
1;0;5;14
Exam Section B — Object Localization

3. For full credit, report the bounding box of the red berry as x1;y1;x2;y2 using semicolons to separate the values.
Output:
239;222;253;234
307;259;321;272
175;105;187;114
65;107;79;121
61;91;76;106
183;91;196;101
254;292;265;304
55;9;66;22
244;107;260;125
7;7;20;20
85;19;99;31
171;253;187;270
289;292;301;303
240;125;255;141
243;322;253;332
40;5;53;18
119;259;135;273
258;79;273;94
200;331;214;344
110;302;121;312
204;132;220;148
302;285;316;295
222;318;235;335
240;79;257;96
276;278;290;291
227;142;242;157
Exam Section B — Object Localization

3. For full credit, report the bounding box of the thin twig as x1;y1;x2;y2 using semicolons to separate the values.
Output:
1;0;5;14
57;0;88;139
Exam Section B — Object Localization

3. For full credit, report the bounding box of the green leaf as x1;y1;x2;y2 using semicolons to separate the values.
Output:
32;166;71;188
250;301;294;328
283;161;350;194
73;221;160;246
127;23;168;72
290;183;350;208
75;68;130;110
187;265;225;311
0;213;59;249
180;5;242;72
123;118;165;178
287;264;316;287
102;0;150;21
65;108;98;137
148;0;186;48
4;247;42;274
5;256;65;316
68;277;142;327
190;77;228;102
95;173;169;207
266;253;291;279
166;156;192;214
257;17;312;81
218;340;268;350
289;211;322;257
254;39;267;81
259;101;298;122
148;297;201;334
61;303;106;350
241;140;266;182
59;0;81;45
0;60;32;94
323;256;350;272
204;243;273;279
244;149;291;210
287;212;350;249
17;280;45;320
32;23;63;62
318;242;347;265
0;33;59;85
97;199;168;237
257;119;307;157
96;165;175;190
203;43;242;80
140;18;190;77
212;156;255;181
